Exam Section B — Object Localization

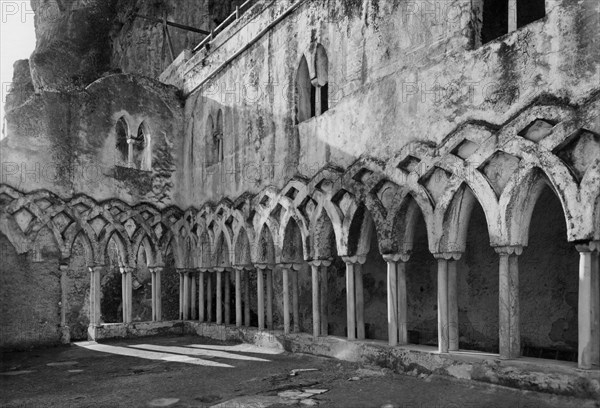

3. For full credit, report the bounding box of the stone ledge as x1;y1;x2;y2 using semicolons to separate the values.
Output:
90;321;600;400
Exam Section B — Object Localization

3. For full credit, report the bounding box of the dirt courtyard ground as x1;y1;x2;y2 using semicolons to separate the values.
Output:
0;336;598;408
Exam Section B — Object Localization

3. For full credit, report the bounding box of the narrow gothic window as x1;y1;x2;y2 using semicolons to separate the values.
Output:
115;117;129;167
315;44;329;114
295;56;312;124
133;122;151;171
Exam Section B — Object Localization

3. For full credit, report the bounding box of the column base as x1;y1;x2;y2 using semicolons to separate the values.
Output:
60;325;71;344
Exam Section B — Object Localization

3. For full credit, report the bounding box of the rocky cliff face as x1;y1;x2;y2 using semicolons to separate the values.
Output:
27;0;242;91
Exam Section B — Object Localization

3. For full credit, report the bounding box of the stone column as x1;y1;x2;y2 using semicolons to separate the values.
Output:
310;261;320;339
495;246;521;360
256;266;265;330
355;263;365;340
343;258;356;340
448;258;460;352
266;268;274;329
591;242;600;367
216;270;223;324
576;243;600;369
198;270;205;322
320;262;331;336
384;256;399;346
120;266;133;324
282;266;291;334
183;269;190;320
508;0;517;32
150;266;163;321
224;270;231;325
397;260;408;345
59;264;70;344
434;255;449;353
190;271;197;320
292;266;300;333
244;270;251;326
178;269;184;320
88;265;104;340
207;272;213;322
235;268;242;327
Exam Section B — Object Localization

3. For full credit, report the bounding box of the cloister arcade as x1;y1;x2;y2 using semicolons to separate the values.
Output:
1;100;598;370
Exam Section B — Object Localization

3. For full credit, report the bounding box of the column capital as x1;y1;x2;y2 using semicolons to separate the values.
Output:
149;266;164;273
382;253;411;263
214;266;234;273
88;265;106;273
493;245;523;256
432;252;463;261
341;255;367;265
307;259;332;268
233;264;253;271
59;264;69;272
119;266;135;274
176;268;189;275
254;263;274;270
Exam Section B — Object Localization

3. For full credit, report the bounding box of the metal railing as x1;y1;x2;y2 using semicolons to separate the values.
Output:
192;0;256;53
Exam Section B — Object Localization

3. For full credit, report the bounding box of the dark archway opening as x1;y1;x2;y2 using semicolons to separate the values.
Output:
520;186;579;362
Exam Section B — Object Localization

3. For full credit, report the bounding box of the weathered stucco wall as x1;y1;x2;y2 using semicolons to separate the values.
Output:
174;0;599;207
2;73;184;206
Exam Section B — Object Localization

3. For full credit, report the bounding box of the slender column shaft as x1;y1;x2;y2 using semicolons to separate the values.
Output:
151;270;157;321
155;268;162;321
216;271;223;324
398;261;408;345
355;264;365;340
292;269;300;332
206;273;213;322
235;269;242;327
448;260;459;352
191;273;197;320
578;249;593;369
60;265;68;327
126;271;132;323
508;0;517;31
320;265;328;336
224;271;231;325
387;261;398;346
346;262;356;340
121;268;132;324
437;259;449;353
498;252;520;359
183;271;190;320
257;269;265;330
266;269;273;329
591;251;600;366
311;263;320;338
122;271;128;323
244;271;251;326
283;268;290;334
88;266;102;328
179;272;184;320
198;272;205;322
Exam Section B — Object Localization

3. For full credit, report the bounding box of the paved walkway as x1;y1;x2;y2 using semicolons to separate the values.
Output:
0;336;596;407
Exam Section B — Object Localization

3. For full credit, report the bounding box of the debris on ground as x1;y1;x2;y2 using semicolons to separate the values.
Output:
290;368;319;376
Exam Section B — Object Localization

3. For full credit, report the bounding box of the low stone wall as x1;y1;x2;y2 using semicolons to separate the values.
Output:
90;321;600;400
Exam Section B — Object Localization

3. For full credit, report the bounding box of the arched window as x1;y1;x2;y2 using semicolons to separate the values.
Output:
205;114;214;166
476;0;546;46
133;122;151;171
115;117;129;167
215;109;224;163
295;56;313;124
315;44;329;114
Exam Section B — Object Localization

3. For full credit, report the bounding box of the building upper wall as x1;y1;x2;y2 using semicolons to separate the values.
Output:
1;74;185;207
162;0;599;208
